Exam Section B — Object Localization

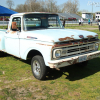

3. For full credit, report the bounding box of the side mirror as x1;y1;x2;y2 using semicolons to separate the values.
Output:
12;22;17;30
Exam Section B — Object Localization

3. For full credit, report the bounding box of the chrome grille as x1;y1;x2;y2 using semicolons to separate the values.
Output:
60;41;98;57
65;43;94;56
52;39;99;59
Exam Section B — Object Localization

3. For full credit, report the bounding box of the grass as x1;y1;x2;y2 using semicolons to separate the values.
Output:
0;24;100;100
0;26;8;29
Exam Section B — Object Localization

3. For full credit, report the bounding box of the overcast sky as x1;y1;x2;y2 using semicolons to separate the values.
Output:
0;0;100;12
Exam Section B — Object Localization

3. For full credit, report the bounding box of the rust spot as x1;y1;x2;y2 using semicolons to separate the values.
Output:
79;41;84;44
7;30;10;32
59;35;74;41
87;35;93;38
52;43;73;48
74;42;79;44
67;59;77;65
11;31;16;34
0;38;1;41
36;43;52;46
95;35;98;37
51;40;55;43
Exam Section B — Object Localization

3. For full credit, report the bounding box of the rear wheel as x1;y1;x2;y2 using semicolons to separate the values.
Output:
31;55;47;80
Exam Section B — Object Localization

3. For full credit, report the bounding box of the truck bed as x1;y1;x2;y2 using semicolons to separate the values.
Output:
0;29;6;51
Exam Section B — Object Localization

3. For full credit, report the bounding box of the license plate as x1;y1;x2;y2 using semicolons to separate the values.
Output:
79;55;87;62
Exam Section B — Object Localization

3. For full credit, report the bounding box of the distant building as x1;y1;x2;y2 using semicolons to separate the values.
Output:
95;11;100;21
82;12;93;19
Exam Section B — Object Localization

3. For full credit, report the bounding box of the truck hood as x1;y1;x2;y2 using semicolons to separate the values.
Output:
25;29;98;43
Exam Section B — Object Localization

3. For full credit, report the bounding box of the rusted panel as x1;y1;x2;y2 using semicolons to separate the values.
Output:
59;35;74;41
87;35;93;38
52;39;99;50
79;41;84;44
52;43;73;48
48;63;58;68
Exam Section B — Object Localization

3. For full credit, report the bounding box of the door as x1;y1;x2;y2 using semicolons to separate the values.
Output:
5;17;21;57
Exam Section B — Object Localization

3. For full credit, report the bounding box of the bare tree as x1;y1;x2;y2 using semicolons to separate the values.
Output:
73;0;79;13
6;0;14;9
15;0;58;13
24;0;41;12
44;0;58;12
15;0;79;13
61;0;79;14
15;4;26;12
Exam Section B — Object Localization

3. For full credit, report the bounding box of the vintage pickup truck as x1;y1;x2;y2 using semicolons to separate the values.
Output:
0;12;100;80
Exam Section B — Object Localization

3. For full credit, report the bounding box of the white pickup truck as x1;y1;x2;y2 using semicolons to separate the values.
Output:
0;12;100;80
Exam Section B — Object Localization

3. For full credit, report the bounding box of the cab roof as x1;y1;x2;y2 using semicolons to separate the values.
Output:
11;12;58;16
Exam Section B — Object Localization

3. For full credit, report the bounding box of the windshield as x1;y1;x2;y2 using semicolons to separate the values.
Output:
23;14;63;31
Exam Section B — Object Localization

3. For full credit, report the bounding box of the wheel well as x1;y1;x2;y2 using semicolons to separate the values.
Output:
27;50;43;59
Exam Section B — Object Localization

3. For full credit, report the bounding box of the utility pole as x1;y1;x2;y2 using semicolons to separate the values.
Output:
88;1;96;19
88;1;100;20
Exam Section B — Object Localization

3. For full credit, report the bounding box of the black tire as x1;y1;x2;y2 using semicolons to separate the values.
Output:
31;55;47;80
75;61;88;67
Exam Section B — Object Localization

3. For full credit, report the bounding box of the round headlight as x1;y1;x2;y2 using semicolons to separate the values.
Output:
95;43;99;50
55;50;61;58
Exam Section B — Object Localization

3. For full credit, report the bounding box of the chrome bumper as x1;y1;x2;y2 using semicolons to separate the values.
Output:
48;51;100;68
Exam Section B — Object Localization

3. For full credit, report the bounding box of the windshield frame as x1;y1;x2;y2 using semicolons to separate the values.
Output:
23;13;63;31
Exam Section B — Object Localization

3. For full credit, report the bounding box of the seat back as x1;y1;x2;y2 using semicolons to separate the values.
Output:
12;22;17;30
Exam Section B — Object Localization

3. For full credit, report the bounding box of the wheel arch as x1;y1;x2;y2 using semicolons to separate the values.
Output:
27;49;43;59
21;47;51;66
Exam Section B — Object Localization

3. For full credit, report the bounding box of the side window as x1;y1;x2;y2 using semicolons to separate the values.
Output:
12;17;21;31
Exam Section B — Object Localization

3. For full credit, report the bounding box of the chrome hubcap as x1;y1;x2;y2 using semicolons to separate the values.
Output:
33;60;41;76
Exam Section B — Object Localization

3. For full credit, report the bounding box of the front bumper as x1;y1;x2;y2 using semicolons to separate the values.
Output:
48;50;100;68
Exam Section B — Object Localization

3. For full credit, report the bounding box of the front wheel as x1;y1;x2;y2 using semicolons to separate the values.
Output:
31;55;47;80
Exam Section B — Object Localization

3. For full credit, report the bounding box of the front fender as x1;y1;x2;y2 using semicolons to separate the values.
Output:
20;45;52;66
